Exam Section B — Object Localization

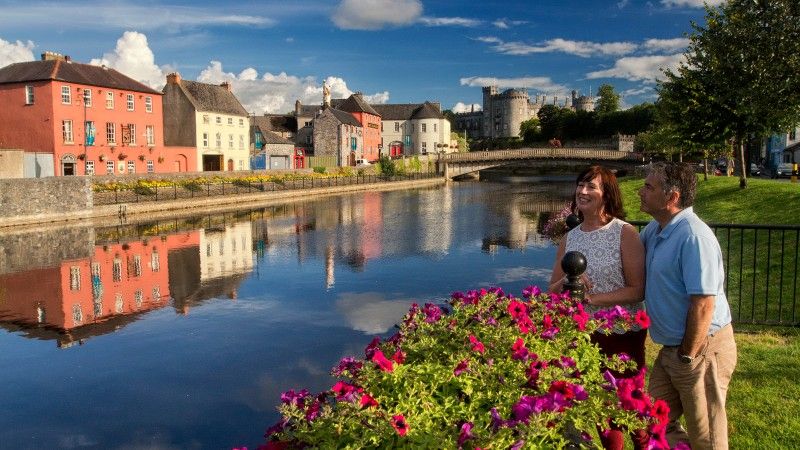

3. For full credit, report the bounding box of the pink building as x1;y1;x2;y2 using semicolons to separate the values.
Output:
0;51;194;176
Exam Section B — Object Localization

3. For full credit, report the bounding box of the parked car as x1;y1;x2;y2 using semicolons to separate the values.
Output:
772;163;794;178
355;159;372;167
750;163;762;176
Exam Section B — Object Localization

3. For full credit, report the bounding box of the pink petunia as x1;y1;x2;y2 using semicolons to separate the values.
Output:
468;334;485;353
391;414;409;436
454;359;469;376
360;393;379;409
371;350;395;373
635;309;651;329
392;350;406;364
507;299;528;319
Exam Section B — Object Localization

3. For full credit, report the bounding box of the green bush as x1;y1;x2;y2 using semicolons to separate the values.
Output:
377;155;396;176
313;166;327;174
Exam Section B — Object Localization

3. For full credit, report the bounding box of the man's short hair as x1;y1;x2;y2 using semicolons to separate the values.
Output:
647;162;697;208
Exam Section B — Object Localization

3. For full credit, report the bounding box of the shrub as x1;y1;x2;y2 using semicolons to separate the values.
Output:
258;288;671;449
377;155;396;176
313;166;327;174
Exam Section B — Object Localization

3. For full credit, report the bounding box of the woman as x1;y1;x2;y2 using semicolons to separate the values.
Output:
548;165;648;450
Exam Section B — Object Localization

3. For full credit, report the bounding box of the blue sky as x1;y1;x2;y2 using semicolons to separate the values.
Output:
0;0;716;114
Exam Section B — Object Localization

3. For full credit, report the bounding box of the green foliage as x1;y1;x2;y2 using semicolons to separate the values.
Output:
519;117;541;142
263;289;661;448
182;181;203;192
409;156;422;173
337;166;354;177
450;131;469;152
595;84;620;115
312;166;326;174
377;155;397;176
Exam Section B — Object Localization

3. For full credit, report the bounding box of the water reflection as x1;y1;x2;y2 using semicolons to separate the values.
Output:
0;181;572;449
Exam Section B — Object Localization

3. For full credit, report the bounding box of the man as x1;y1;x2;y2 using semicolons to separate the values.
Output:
638;162;737;450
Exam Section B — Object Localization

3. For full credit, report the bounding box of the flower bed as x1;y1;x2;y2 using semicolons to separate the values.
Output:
250;287;675;449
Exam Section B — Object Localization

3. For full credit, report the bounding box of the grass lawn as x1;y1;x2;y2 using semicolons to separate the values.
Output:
618;175;800;448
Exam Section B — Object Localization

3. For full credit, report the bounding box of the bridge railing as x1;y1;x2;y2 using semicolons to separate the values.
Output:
630;220;800;327
440;147;643;163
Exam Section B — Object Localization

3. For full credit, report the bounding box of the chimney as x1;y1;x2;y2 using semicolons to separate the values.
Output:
166;72;182;85
41;51;67;61
220;81;232;92
295;100;301;117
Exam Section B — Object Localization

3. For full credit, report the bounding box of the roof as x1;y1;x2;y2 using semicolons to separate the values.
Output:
372;102;444;120
411;101;445;120
251;115;297;134
0;59;161;94
258;129;294;145
326;108;362;127
176;80;248;116
338;94;380;116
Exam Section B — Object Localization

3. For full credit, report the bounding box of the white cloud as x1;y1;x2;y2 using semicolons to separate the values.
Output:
451;102;481;113
661;0;724;7
644;38;690;53
586;54;685;83
197;61;389;114
477;36;638;58
418;17;481;27
621;86;656;97
492;18;527;29
335;292;416;334
0;37;35;68
617;0;630;8
332;0;423;30
0;4;273;31
90;31;168;89
494;267;552;284
460;76;567;93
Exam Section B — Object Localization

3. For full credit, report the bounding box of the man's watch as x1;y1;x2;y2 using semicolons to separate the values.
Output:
678;353;694;364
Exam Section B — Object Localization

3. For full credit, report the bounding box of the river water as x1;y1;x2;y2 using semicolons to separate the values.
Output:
0;180;572;449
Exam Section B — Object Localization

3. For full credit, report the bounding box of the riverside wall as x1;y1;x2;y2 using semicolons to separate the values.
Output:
0;177;93;228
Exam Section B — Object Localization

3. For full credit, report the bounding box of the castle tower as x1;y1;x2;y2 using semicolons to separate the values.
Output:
482;86;498;138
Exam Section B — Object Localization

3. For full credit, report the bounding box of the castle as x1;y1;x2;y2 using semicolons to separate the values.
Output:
453;86;595;139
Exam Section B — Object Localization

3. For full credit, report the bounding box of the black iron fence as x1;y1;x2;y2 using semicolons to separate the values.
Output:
94;172;441;206
631;221;800;327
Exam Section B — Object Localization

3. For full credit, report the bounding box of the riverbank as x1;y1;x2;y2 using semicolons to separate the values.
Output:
0;175;445;230
619;175;800;224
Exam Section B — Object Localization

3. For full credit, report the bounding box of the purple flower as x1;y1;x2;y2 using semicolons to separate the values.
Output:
423;303;442;323
510;440;526;450
331;356;363;377
280;389;309;407
454;359;469;376
540;326;560;340
457;422;474;448
364;336;381;359
522;285;541;298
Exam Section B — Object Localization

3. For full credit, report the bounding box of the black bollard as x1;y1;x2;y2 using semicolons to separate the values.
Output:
565;213;582;231
561;250;587;301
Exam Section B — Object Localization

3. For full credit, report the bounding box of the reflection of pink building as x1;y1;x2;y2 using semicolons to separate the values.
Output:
361;192;383;259
0;231;198;346
0;52;195;176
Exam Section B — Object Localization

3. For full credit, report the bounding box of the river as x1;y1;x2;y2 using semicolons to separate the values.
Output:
0;180;573;449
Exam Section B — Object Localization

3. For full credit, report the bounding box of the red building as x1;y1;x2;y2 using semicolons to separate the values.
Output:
0;51;194;176
338;93;382;162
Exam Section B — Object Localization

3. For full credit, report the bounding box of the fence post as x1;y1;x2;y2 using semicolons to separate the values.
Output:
173;183;177;200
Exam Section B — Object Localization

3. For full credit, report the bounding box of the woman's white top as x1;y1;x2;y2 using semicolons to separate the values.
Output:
565;217;644;333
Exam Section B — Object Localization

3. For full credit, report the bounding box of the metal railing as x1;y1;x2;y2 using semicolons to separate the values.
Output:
439;147;643;163
631;220;800;326
93;172;441;206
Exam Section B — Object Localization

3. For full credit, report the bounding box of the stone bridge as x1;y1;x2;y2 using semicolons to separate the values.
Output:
438;147;643;179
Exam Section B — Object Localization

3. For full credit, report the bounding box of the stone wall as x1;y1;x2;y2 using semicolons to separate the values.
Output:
0;176;93;227
0;225;94;275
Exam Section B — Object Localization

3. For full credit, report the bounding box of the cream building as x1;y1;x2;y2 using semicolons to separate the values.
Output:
372;102;452;156
163;73;250;171
200;222;254;281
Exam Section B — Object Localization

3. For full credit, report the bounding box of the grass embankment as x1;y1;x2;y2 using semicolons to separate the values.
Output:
620;176;800;448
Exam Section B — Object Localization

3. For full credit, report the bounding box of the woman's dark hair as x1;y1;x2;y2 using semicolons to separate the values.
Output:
570;165;626;220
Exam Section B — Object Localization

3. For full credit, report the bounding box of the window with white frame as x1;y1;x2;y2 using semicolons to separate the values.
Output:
106;160;115;174
152;285;161;301
113;258;122;281
146;160;154;173
146;125;154;145
115;293;124;313
134;290;143;309
83;89;91;107
216;116;222;124
25;85;34;104
106;122;116;145
126;93;134;111
229;134;234;148
238;160;243;170
106;91;114;109
145;96;152;113
394;122;399;132
151;251;160;271
127;161;135;173
239;135;244;149
215;133;221;148
422;123;427;132
85;160;95;175
422;141;427;153
132;255;142;277
72;304;83;326
62;120;74;143
434;123;437;133
128;124;136;145
239;118;244;126
69;266;81;291
203;132;209;148
227;117;233;125
61;86;71;104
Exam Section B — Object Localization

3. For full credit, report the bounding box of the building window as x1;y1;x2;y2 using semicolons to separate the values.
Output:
422;123;427;133
381;122;384;132
85;161;95;175
128;124;136;145
239;135;244;149
791;129;797;141
152;285;161;301
106;160;115;174
145;125;155;145
132;255;142;277
61;86;71;104
83;89;92;107
62;120;74;143
146;160;154;173
203;132;209;148
145;96;152;113
72;304;83;326
229;134;234;148
106;91;114;109
216;116;222;124
238;159;244;170
134;290;143;309
422;141;427;153
85;121;96;146
228;117;233;125
215;133;221;149
69;266;81;291
394;122;399;132
113;258;122;281
106;122;116;145
434;123;437;133
115;293;124;313
25;85;34;104
203;115;210;124
126;93;134;111
239;118;244;126
127;161;135;174
351;137;357;150
151;251;160;271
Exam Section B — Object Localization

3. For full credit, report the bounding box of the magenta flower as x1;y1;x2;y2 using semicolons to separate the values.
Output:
540;326;559;340
392;350;406;364
423;303;442;323
457;422;475;448
468;334;485;353
511;338;530;361
454;359;469;376
371;350;394;373
305;399;322;421
364;336;382;359
280;389;309;407
635;309;651;329
359;393;379;409
391;414;409;436
507;299;528;319
516;315;535;334
572;303;590;331
522;285;541;297
331;381;361;403
331;356;363;377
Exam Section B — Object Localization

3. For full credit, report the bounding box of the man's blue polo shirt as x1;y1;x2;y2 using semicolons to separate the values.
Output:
641;207;732;345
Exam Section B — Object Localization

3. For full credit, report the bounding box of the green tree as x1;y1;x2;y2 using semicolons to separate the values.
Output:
537;104;562;139
519;117;540;142
659;0;800;188
595;84;620;114
450;131;469;152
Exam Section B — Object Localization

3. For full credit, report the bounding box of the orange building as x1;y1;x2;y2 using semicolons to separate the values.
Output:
0;51;195;176
337;93;382;162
